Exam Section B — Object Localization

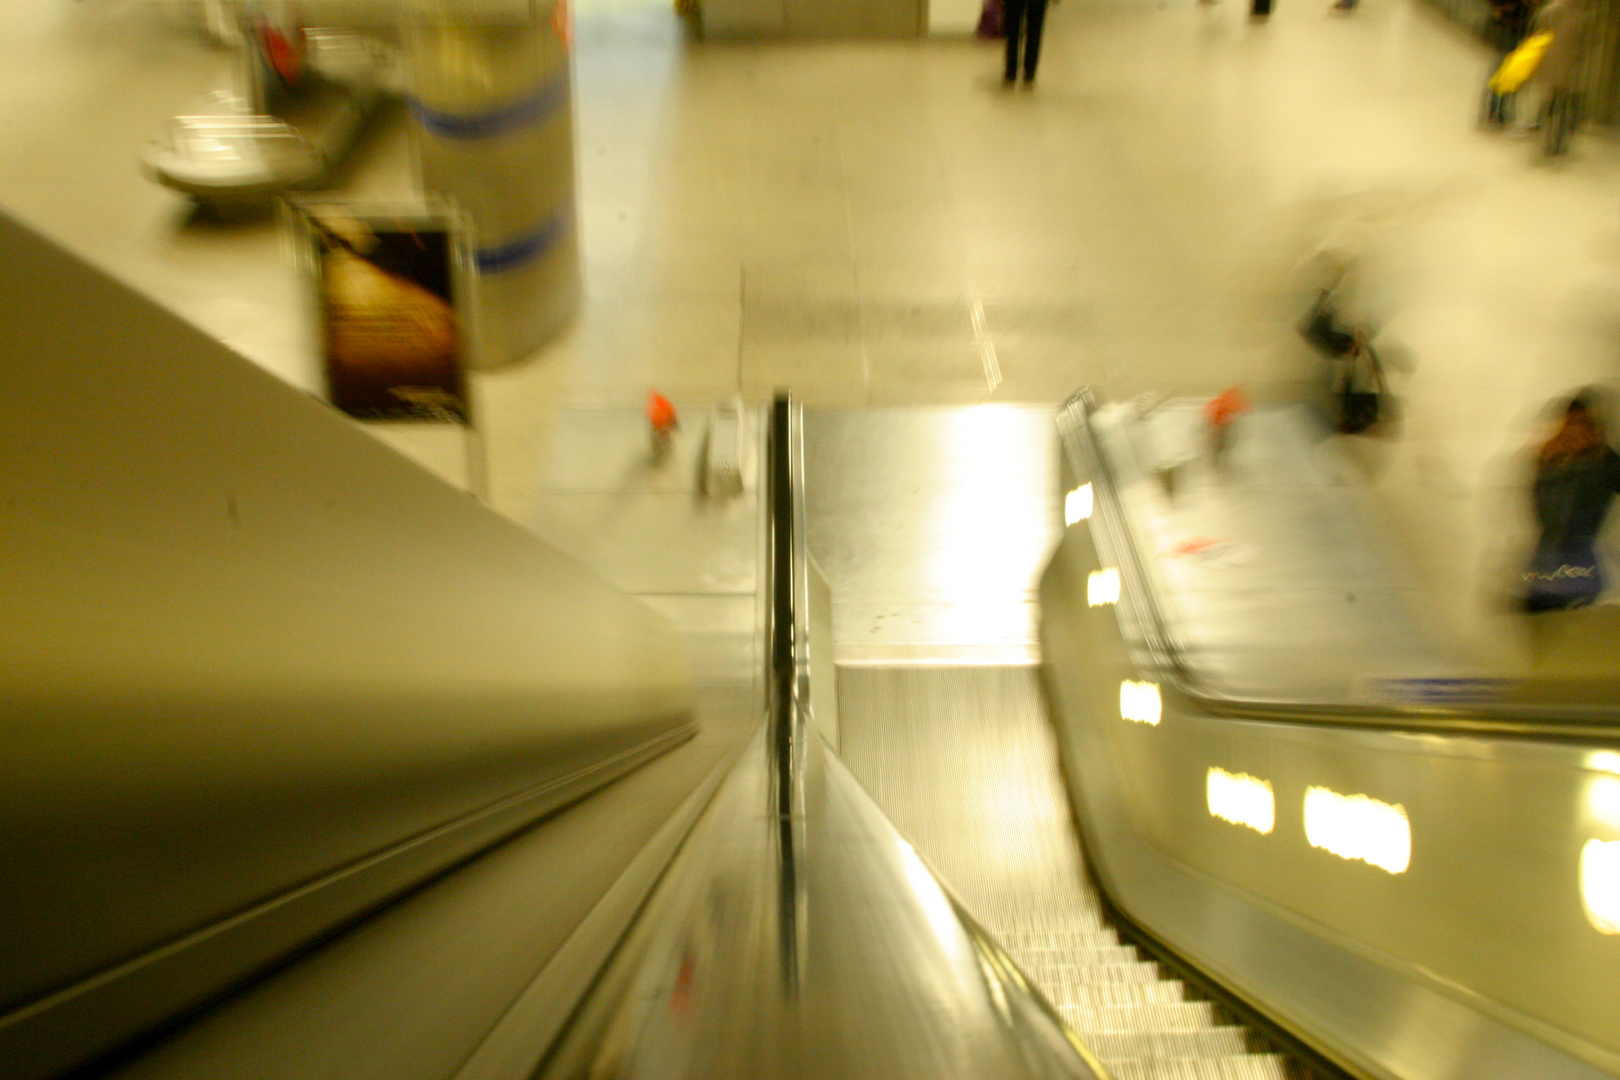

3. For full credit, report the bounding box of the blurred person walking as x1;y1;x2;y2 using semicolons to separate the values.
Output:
1524;391;1620;611
1003;0;1050;84
1530;0;1589;154
1481;0;1533;126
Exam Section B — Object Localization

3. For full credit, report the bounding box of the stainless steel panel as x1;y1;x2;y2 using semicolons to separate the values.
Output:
103;689;753;1080
1091;402;1471;700
0;210;693;1079
535;727;1100;1080
805;406;1060;664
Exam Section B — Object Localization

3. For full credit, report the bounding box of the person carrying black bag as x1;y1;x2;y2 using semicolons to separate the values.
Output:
1298;288;1390;434
1004;0;1050;84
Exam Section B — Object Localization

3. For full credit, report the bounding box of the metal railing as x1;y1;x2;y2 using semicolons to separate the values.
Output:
1059;390;1620;741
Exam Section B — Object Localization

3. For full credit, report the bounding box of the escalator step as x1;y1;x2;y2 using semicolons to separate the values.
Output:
1085;1028;1251;1060
1104;1054;1291;1080
1015;944;1141;966
983;908;1112;931
1044;960;1163;985
1067;1000;1220;1032
1042;981;1186;1008
997;929;1123;950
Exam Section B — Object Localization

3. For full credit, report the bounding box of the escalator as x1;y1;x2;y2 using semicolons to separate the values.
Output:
839;665;1285;1080
806;407;1292;1080
7;193;1618;1079
1038;393;1620;1080
803;397;1620;1080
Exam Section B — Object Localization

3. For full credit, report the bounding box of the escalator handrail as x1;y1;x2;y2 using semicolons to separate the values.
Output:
1060;389;1620;740
527;394;1106;1080
769;396;799;791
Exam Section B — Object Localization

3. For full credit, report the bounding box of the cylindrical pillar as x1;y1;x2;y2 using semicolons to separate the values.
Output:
406;0;581;368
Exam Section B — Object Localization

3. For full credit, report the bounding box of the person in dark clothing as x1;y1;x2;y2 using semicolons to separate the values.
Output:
1004;0;1050;84
1481;0;1532;125
1531;0;1589;156
1524;392;1620;611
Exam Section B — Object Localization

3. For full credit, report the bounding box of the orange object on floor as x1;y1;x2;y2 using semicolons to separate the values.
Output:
647;391;678;434
1204;386;1250;429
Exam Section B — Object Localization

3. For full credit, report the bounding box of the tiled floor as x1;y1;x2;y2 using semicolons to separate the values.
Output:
5;0;1620;659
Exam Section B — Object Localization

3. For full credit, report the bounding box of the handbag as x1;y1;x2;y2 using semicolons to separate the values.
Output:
1299;289;1357;357
1524;537;1603;611
977;0;1004;38
1490;31;1553;95
1333;345;1387;434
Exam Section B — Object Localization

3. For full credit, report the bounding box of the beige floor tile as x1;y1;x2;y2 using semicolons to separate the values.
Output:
740;338;868;397
743;257;861;297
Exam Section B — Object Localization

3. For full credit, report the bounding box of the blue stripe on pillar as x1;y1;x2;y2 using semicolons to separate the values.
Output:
475;208;572;273
408;72;570;140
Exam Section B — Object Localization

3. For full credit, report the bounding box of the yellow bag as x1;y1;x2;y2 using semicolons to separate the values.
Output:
1491;32;1553;95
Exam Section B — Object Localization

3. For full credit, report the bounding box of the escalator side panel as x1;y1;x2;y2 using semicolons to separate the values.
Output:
0;209;694;1079
1041;447;1620;1080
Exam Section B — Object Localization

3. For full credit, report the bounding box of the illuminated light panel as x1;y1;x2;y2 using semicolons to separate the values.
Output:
1087;568;1121;607
1589;751;1620;776
1581;839;1620;935
1588;777;1620;829
1065;484;1093;525
1303;786;1411;874
1119;680;1161;726
1206;768;1275;834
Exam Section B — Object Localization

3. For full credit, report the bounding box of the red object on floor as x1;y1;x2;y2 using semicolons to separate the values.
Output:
647;391;678;434
1204;386;1250;429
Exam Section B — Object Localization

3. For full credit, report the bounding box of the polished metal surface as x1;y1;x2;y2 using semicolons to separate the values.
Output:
143;16;387;204
0;209;694;1080
104;686;754;1080
1072;394;1620;735
804;406;1060;664
1042;391;1620;1080
839;665;1283;1080
1096;401;1469;701
535;724;1100;1080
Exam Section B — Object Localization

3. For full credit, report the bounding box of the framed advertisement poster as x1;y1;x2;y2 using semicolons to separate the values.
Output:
290;202;473;422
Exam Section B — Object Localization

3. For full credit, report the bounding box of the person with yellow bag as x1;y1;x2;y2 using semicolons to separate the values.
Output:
1480;0;1533;127
1490;27;1552;99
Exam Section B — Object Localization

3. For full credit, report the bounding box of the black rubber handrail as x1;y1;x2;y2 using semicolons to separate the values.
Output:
769;395;796;746
1060;390;1620;741
766;394;803;994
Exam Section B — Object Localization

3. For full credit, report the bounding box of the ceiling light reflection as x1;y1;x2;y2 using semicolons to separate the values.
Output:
1303;786;1410;874
1119;680;1161;726
1087;568;1121;606
1588;751;1620;776
1065;484;1093;525
1206;768;1274;834
1581;839;1620;935
1587;777;1620;829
